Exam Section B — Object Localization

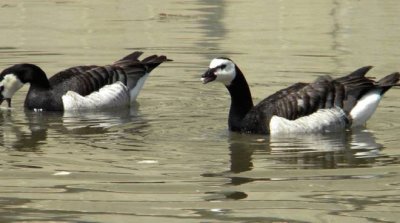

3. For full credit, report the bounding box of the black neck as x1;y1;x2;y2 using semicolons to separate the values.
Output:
226;66;254;131
16;64;51;89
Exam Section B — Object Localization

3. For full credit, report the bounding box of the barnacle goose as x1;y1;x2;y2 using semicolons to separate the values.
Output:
0;51;170;111
201;58;399;134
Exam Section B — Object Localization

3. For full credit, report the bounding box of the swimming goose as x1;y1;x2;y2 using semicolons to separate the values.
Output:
0;51;170;111
201;57;399;134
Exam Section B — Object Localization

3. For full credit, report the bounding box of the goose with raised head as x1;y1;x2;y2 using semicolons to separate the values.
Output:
201;57;399;135
0;51;170;111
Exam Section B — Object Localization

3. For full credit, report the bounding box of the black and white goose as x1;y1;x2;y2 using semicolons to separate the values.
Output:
0;51;170;111
201;58;399;134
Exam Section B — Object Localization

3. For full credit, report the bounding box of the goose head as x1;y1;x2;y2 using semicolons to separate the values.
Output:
0;64;47;107
0;66;25;107
201;57;236;86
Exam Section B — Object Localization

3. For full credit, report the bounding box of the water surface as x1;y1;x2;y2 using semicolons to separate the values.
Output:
0;1;399;222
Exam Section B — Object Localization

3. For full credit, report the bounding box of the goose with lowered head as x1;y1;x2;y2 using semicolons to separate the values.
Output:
0;51;170;111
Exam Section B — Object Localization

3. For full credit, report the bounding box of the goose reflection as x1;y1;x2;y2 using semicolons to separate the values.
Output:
228;129;383;173
0;109;47;151
0;104;149;151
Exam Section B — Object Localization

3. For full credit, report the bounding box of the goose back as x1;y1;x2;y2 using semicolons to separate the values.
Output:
23;52;170;111
240;66;399;134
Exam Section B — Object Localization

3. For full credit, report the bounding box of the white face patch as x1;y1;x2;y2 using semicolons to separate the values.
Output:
209;58;236;86
0;74;24;98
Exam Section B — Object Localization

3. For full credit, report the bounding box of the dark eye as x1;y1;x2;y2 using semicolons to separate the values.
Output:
0;86;3;92
220;64;226;70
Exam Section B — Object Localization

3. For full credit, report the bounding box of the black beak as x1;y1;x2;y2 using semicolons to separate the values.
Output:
201;68;217;84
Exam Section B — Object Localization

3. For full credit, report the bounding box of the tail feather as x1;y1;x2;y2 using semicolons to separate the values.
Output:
118;51;144;62
349;65;373;78
377;72;400;94
334;66;375;91
114;52;171;74
141;55;172;73
349;71;399;126
377;72;400;85
336;66;373;82
141;55;159;63
331;66;375;113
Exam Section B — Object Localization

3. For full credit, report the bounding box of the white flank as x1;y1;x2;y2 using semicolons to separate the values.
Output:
129;73;149;103
269;107;347;135
350;89;382;127
62;81;129;111
0;74;24;98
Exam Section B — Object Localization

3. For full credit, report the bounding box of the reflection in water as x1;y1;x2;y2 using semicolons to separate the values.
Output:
0;1;399;222
204;190;247;201
0;104;148;151
228;134;256;173
196;0;227;56
267;130;383;169
202;130;384;201
228;129;383;172
0;109;47;151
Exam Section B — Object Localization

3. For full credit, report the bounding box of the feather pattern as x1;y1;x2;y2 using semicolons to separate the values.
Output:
0;51;170;111
241;66;399;133
202;58;399;134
